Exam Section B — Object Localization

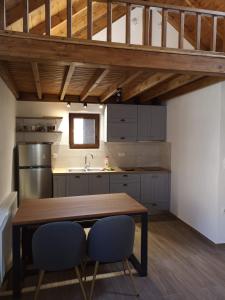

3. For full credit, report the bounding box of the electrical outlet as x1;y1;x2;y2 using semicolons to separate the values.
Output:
118;152;125;157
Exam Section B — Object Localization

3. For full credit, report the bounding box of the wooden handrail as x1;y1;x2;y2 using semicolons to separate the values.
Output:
96;0;225;18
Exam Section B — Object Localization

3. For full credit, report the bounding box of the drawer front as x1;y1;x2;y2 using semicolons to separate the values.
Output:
89;174;110;195
110;182;140;201
107;122;137;142
110;173;140;183
107;104;137;123
142;201;170;215
66;174;89;196
53;175;66;198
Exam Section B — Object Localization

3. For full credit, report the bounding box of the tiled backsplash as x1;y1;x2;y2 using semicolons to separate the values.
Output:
52;141;171;170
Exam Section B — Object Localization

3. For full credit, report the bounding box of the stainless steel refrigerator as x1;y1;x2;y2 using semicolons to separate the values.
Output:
17;143;53;203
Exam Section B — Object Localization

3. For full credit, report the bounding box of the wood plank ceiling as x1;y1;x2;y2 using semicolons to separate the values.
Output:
1;0;225;104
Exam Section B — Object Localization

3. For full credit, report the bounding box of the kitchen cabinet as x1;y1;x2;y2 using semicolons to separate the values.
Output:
105;104;166;142
105;104;137;142
110;173;141;201
67;174;89;196
89;174;110;195
138;105;166;141
53;175;66;197
141;172;170;214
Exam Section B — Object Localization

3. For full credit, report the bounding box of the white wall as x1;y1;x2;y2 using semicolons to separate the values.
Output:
167;84;222;243
217;83;225;243
0;79;16;204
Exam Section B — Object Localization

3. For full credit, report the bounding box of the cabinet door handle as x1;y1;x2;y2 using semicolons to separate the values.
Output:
120;118;125;122
75;175;80;179
123;174;128;177
120;137;125;140
123;183;128;187
97;175;102;178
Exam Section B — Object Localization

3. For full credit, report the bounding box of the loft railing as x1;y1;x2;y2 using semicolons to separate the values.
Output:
1;0;225;53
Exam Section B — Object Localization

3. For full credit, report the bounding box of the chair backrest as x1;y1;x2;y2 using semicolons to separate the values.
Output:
88;215;135;263
32;221;86;271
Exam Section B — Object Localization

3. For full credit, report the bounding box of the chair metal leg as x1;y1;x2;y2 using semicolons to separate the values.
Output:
89;261;99;300
75;266;88;300
34;270;45;300
122;261;127;276
124;259;139;297
81;260;87;281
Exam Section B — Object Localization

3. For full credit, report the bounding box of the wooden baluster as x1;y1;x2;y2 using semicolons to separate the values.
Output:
45;0;51;36
149;9;153;46
161;9;168;47
23;0;29;33
179;11;185;49
87;0;93;40
0;0;6;30
67;0;72;38
143;7;150;45
224;18;225;53
107;1;112;42
126;3;131;44
211;15;217;52
196;13;201;50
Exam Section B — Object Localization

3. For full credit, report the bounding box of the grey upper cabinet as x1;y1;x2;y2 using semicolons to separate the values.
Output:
67;174;89;196
53;175;67;198
105;104;166;142
141;172;170;214
138;105;166;141
105;104;137;142
89;174;110;195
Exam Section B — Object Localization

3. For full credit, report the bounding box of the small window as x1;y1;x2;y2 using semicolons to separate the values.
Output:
69;113;100;149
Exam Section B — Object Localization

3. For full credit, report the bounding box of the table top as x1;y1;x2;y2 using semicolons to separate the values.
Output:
13;193;148;226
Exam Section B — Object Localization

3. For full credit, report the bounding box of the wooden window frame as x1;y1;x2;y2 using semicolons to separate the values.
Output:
69;113;100;149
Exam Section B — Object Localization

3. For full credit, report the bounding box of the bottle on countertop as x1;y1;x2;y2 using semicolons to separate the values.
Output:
104;156;109;170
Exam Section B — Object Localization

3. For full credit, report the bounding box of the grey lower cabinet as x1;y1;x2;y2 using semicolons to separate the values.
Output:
53;175;67;198
141;173;170;215
109;173;141;201
67;174;89;196
138;105;166;141
53;172;171;215
89;174;110;195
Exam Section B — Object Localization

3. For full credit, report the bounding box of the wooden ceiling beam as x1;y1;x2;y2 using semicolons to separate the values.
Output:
80;69;109;101
31;62;42;100
140;74;203;102
100;71;143;102
157;76;225;101
30;0;86;35
122;72;174;101
18;92;100;103
6;0;45;27
0;61;19;98
60;63;76;101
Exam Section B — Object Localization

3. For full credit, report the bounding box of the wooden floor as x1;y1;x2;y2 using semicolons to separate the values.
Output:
2;216;225;300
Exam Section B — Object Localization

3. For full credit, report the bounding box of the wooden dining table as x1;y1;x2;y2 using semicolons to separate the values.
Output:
12;193;148;299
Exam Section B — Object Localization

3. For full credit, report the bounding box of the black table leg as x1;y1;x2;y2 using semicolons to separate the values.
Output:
129;212;148;276
13;225;21;299
140;212;148;276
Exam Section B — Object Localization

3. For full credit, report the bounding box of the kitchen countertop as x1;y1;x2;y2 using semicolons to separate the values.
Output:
52;166;171;175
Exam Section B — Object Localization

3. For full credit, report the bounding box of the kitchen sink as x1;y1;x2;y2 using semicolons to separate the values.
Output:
68;167;104;173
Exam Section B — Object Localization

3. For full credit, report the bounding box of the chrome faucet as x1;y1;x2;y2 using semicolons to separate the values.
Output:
84;153;94;171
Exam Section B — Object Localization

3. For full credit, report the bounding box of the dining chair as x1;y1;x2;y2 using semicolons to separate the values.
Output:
87;215;139;299
32;221;87;300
